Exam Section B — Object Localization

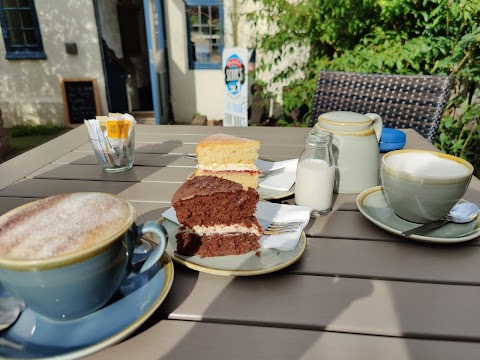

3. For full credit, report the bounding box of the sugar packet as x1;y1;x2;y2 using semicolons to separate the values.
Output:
85;113;136;167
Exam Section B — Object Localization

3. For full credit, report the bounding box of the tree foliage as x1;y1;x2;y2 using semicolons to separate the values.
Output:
245;0;480;174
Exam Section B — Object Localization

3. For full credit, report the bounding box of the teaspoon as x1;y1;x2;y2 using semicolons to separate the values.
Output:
401;202;479;237
0;295;25;331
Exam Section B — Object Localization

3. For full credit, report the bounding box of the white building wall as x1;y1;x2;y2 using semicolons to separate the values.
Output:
164;0;226;124
0;0;283;127
0;0;107;128
164;0;281;124
165;0;263;124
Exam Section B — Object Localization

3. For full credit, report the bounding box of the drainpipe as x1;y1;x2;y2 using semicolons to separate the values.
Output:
232;0;238;46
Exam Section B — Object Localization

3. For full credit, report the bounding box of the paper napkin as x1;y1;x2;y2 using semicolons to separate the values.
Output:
162;206;179;224
257;159;298;192
256;201;311;251
161;201;311;252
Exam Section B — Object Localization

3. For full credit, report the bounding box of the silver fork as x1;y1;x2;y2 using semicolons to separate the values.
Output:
263;221;303;235
184;154;285;179
259;167;286;178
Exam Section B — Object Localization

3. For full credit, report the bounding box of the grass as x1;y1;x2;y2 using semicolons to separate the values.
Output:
5;124;68;159
11;134;65;154
9;124;66;137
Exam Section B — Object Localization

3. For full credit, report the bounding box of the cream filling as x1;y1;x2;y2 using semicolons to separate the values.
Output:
198;163;258;172
184;224;263;236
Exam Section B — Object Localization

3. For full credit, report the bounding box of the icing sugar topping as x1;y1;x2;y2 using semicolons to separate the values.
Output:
0;193;134;260
198;163;258;171
199;133;257;144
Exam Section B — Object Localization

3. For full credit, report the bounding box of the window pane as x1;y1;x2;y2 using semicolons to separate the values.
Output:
18;0;30;6
24;29;37;45
20;9;34;28
8;29;24;45
2;0;17;7
188;7;199;25
211;7;219;21
5;10;22;29
200;7;209;24
211;45;220;62
187;4;221;65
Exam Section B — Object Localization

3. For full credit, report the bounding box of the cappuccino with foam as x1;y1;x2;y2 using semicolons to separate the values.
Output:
0;192;168;320
0;192;134;260
381;150;473;223
385;152;470;178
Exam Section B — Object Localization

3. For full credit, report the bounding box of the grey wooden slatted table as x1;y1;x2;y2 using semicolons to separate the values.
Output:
1;125;480;359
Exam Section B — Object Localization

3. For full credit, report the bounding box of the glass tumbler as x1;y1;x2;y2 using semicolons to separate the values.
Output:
88;132;135;173
295;130;336;216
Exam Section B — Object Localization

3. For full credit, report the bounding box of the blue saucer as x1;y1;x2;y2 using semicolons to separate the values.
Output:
0;253;174;359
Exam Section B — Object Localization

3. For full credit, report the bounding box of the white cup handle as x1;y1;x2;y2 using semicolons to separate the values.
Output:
365;113;383;141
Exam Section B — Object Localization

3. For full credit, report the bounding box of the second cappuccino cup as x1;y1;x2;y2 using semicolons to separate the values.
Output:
381;150;473;223
0;192;168;320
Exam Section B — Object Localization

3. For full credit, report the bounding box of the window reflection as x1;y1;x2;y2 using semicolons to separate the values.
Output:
186;2;222;68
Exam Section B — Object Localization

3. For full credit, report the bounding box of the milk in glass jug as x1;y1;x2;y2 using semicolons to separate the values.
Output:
295;130;335;216
312;111;382;194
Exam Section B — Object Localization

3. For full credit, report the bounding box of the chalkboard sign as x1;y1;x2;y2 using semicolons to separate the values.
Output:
61;78;101;126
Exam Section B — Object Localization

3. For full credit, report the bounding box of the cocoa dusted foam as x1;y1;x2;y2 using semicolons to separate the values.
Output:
0;193;134;260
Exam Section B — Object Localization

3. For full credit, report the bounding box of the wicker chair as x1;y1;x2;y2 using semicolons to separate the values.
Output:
309;71;453;143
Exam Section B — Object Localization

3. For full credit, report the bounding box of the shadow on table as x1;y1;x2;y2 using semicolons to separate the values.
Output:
134;140;189;154
139;182;480;358
0;140;194;205
146;270;374;358
119;198;374;358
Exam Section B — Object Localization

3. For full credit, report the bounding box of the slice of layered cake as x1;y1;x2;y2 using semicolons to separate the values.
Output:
194;134;261;189
172;175;263;258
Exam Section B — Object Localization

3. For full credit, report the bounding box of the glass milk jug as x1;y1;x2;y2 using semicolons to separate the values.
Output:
313;111;382;194
295;130;336;216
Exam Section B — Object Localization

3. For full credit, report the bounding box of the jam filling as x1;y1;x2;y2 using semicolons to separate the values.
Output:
202;169;261;175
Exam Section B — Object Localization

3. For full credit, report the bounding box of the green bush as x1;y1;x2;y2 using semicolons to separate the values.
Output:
245;0;480;174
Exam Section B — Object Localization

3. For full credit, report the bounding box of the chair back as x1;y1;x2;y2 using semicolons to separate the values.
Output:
309;71;452;143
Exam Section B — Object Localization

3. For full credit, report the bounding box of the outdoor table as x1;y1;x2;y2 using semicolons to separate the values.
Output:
1;125;480;359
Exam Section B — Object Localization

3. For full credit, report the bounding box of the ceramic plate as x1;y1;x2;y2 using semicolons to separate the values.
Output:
0;252;174;360
186;172;295;201
357;186;480;243
159;218;306;276
258;184;295;200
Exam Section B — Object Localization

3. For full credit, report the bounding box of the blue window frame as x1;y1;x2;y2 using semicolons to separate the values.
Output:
185;0;223;70
0;0;46;60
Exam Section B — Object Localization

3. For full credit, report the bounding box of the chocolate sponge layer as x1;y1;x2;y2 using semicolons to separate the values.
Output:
176;230;260;258
172;175;262;258
172;176;259;228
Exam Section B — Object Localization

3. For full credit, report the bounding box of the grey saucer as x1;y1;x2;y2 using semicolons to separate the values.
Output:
357;186;480;243
160;218;306;276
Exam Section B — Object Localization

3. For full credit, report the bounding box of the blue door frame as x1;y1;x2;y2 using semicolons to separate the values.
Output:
143;0;168;124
